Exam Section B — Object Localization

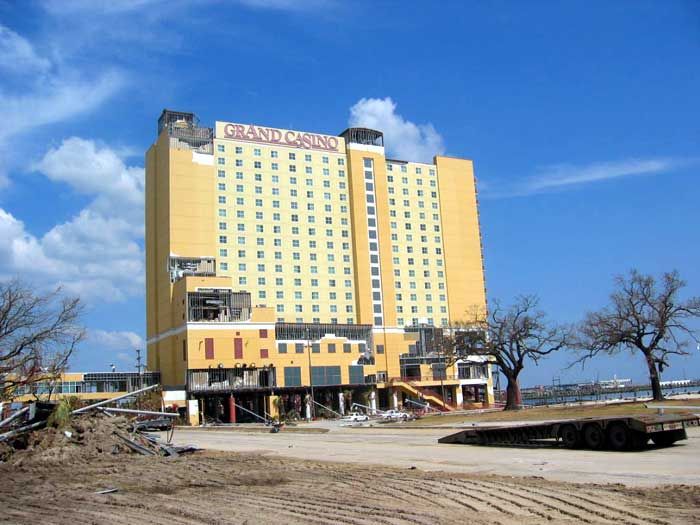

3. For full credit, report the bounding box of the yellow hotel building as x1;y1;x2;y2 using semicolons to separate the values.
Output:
146;110;492;424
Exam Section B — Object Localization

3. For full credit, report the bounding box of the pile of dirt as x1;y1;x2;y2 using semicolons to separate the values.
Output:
3;414;135;465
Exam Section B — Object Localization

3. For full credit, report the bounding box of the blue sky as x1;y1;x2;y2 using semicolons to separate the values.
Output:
0;0;698;387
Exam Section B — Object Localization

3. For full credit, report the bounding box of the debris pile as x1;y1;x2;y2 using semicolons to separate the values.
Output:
0;384;195;464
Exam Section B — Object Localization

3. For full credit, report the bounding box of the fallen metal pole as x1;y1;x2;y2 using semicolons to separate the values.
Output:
0;407;29;428
0;420;46;442
72;384;160;414
312;399;342;418
230;400;268;424
101;407;178;418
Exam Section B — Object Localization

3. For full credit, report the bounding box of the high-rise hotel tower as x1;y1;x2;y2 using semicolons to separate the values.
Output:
146;110;491;423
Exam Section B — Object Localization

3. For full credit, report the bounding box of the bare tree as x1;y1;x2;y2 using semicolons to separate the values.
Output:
0;279;84;400
576;270;700;401
449;296;571;410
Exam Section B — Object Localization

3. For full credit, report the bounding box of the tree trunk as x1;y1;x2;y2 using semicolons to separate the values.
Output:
645;354;664;401
504;374;522;410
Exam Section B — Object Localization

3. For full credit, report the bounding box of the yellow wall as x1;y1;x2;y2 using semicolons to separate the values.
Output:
434;156;487;322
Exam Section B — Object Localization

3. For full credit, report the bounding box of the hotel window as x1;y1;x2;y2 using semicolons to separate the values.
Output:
323;168;329;176
235;159;243;167
255;199;263;207
219;222;227;230
220;262;228;270
239;277;247;285
387;164;393;171
338;170;345;177
255;186;263;194
235;146;243;154
238;263;246;271
220;248;228;257
271;150;278;158
289;152;296;160
219;235;227;243
400;165;407;173
290;165;297;172
322;156;329;164
305;166;312;174
271;162;278;170
218;170;225;178
238;250;245;257
218;196;226;204
257;250;264;258
305;153;312;162
218;157;225;165
254;148;261;156
236;184;244;192
236;171;243;179
218;209;226;217
276;277;284;285
236;197;244;205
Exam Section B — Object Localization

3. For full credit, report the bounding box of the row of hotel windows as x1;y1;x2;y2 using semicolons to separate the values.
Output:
386;175;437;186
220;254;352;264
387;164;436;176
216;144;344;165
396;303;448;312
217;159;345;173
218;240;351;252
218;205;349;217
218;218;349;231
220;266;353;277
216;180;347;192
218;232;350;245
217;194;347;206
225;276;354;288
401;318;449;327
278;318;355;324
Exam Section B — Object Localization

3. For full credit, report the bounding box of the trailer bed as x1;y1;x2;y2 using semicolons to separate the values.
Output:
438;412;700;451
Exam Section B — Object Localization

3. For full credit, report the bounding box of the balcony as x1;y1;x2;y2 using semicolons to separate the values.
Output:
187;366;276;393
187;290;251;323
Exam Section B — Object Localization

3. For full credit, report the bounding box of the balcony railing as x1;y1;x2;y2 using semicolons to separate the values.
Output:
187;367;275;393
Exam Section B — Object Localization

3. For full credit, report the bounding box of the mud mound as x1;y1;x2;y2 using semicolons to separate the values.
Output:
6;414;134;465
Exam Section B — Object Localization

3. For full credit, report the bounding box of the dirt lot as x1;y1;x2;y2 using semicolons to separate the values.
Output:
2;406;699;524
170;425;700;487
2;449;699;524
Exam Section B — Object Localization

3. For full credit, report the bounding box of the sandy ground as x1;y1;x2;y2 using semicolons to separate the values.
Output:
168;424;700;487
2;450;699;524
2;416;700;524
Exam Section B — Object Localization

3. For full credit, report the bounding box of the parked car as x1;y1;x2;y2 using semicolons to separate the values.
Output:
381;409;411;421
341;411;369;423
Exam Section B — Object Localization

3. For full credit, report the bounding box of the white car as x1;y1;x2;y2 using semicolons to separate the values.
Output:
341;412;369;422
381;409;411;421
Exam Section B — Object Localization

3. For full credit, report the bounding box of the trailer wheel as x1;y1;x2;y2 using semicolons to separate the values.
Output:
607;422;631;451
583;423;605;450
559;424;581;449
651;429;686;447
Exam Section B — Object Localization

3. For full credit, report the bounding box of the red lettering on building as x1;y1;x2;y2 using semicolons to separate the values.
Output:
222;122;339;152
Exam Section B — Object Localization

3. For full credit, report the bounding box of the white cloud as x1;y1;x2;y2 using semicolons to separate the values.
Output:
481;157;689;198
88;329;144;350
348;97;445;163
0;25;50;75
0;71;126;143
0;138;144;302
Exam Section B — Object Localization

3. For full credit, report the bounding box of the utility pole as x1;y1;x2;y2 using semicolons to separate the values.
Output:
306;327;315;418
136;348;143;410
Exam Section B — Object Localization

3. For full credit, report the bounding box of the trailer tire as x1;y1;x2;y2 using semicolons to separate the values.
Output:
583;423;605;450
607;422;631;451
651;429;686;447
560;424;581;449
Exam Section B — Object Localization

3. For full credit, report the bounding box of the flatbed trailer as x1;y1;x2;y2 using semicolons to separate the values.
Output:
438;412;700;451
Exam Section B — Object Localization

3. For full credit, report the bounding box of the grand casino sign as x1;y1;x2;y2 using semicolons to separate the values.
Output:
220;122;340;152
